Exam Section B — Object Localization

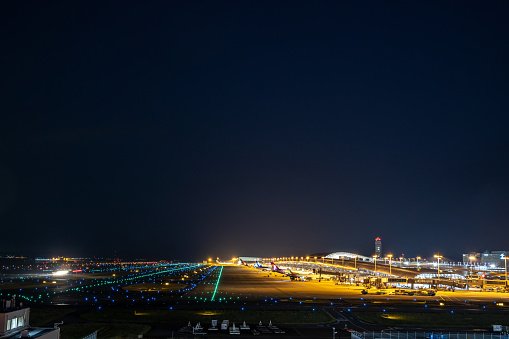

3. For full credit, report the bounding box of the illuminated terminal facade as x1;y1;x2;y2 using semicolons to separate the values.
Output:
324;252;372;262
462;250;509;268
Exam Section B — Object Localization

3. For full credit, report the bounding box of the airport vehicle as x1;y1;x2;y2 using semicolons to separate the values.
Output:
361;289;387;295
491;325;509;334
389;289;415;296
386;289;436;296
415;289;436;296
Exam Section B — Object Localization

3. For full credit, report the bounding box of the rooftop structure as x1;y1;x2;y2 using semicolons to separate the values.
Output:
0;298;60;339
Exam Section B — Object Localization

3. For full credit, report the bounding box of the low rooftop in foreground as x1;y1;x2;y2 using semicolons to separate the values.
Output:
1;298;60;339
3;327;60;339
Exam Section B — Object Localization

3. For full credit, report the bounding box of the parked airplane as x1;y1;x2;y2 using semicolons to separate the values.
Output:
285;268;300;280
270;262;286;274
270;263;311;280
254;261;269;269
270;262;300;280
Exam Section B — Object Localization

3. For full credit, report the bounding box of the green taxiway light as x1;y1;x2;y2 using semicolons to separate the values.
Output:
211;266;223;301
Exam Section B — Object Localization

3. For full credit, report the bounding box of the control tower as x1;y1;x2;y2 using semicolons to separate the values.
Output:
375;237;382;257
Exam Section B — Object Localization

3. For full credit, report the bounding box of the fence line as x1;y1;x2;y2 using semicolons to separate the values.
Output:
82;330;98;339
351;331;509;339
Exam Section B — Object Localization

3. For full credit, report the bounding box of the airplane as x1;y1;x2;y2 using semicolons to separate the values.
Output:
270;262;300;280
239;259;249;266
270;262;286;274
286;267;313;280
254;261;270;269
285;268;301;280
270;262;312;280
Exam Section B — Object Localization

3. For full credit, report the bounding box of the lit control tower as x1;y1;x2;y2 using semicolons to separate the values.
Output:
375;237;382;257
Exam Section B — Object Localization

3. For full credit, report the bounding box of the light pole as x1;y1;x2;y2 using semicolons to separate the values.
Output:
373;255;377;276
503;255;508;285
434;255;443;286
387;254;393;277
469;256;476;277
505;257;508;286
354;255;358;270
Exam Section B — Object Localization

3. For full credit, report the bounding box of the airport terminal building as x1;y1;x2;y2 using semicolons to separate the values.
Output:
462;250;508;268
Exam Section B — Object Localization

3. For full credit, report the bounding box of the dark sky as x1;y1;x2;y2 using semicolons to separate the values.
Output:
1;1;508;261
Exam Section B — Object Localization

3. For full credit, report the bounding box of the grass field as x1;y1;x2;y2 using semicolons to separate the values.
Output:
353;312;509;327
0;281;56;290
82;309;336;325
60;322;151;338
121;282;184;292
30;308;76;327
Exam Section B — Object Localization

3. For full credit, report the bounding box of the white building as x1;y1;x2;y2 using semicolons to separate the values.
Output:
0;307;29;337
1;298;60;339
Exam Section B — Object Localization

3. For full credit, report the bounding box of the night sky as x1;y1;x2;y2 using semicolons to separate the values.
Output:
1;2;508;261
